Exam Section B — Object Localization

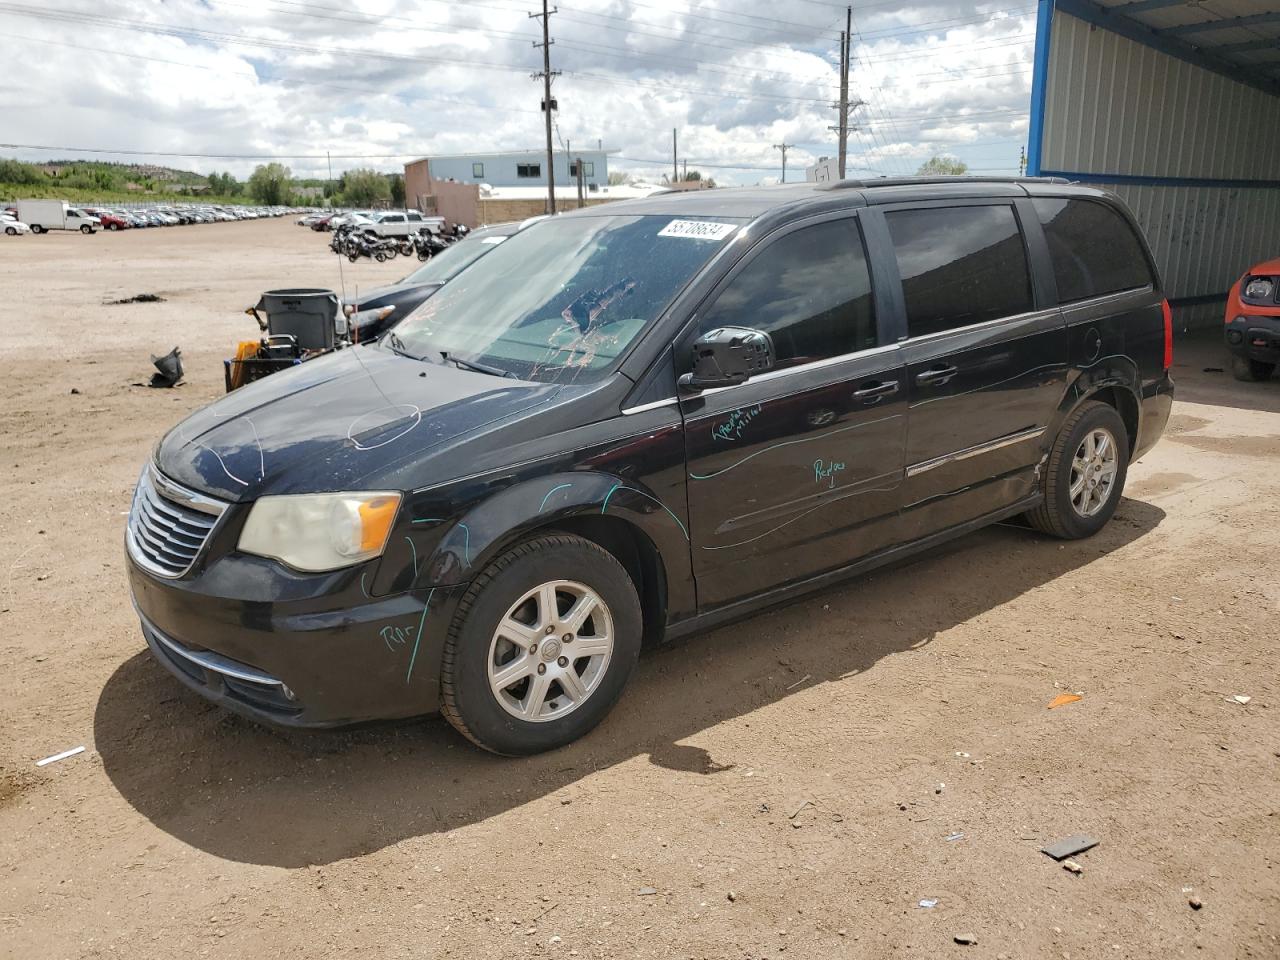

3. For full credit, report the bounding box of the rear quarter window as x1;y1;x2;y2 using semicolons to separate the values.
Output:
1033;198;1154;303
885;204;1034;338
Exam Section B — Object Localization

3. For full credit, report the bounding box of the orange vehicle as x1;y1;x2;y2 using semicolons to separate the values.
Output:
1224;257;1280;382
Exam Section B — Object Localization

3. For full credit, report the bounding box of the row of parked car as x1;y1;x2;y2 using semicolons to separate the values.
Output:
1;199;312;236
299;209;448;238
85;203;303;230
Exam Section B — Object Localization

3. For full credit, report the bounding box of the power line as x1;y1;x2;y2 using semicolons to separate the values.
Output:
0;143;427;159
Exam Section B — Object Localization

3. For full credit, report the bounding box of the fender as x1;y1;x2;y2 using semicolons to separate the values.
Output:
1046;352;1142;452
381;470;694;617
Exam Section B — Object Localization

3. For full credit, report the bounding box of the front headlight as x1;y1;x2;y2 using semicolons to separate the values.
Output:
238;491;401;572
1244;277;1274;301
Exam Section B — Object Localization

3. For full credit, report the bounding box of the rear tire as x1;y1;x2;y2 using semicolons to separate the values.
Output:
440;534;642;756
1026;401;1129;539
4;226;15;236
1231;355;1275;382
30;224;44;234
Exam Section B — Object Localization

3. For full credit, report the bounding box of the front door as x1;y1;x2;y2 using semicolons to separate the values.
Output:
679;214;907;612
880;201;1068;536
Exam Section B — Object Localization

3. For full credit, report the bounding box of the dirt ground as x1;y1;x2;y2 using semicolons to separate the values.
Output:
1;218;1277;960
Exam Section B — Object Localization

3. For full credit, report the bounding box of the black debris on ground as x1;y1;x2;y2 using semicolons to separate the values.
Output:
107;293;167;305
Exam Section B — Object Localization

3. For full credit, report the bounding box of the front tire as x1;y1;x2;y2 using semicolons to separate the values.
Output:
1231;355;1275;382
440;534;642;755
1026;401;1129;539
80;224;92;234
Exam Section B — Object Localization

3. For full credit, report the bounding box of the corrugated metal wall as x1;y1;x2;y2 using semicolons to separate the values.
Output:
1042;10;1280;327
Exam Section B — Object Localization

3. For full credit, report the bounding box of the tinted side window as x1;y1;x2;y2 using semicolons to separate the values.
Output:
698;218;876;368
886;205;1034;338
1034;198;1154;302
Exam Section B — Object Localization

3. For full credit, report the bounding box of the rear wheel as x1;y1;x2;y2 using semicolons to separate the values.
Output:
1231;355;1275;382
107;222;120;231
4;226;15;236
30;224;44;234
440;534;642;755
1026;401;1129;539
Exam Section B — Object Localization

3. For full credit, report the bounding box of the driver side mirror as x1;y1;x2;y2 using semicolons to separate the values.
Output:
678;326;775;392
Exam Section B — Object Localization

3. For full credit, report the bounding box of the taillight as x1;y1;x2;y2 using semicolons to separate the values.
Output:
1161;299;1173;370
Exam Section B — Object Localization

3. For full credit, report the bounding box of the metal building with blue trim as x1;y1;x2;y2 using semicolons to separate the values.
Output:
1027;0;1280;325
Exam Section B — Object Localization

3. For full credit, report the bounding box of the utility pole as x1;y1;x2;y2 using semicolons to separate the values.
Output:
672;128;678;184
530;0;559;214
576;155;585;207
837;25;848;179
773;142;795;183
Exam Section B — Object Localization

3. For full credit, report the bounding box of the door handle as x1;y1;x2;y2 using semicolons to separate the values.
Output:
852;380;900;402
916;364;959;386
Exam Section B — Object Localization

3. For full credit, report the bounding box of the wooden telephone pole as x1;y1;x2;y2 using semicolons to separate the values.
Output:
530;0;559;214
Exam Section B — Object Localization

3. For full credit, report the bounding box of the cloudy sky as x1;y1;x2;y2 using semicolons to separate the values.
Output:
0;0;1036;185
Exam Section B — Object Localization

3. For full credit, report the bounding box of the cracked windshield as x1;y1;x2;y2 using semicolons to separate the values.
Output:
391;214;745;381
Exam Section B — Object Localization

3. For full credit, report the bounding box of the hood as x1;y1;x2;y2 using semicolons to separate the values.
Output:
156;345;566;502
1248;257;1280;276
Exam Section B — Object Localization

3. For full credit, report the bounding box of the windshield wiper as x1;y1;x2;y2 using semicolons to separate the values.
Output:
441;351;516;379
385;331;424;361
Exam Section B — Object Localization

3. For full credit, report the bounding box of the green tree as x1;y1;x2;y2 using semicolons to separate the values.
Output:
247;162;293;205
0;158;44;184
340;168;390;206
916;155;968;176
388;173;405;207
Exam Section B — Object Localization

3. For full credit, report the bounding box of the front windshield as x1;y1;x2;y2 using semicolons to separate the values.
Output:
400;233;508;285
392;213;744;383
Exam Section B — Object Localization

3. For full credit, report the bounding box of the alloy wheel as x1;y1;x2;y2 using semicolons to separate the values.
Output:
487;580;614;723
1069;427;1118;518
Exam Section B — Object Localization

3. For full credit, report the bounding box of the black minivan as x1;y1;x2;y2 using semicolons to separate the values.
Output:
127;177;1173;755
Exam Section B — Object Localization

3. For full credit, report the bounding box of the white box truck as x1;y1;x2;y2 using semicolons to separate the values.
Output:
15;200;99;235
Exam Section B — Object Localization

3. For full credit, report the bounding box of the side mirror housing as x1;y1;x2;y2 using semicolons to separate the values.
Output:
679;326;775;392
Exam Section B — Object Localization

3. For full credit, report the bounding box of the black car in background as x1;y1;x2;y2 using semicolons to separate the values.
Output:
345;222;525;340
126;177;1173;755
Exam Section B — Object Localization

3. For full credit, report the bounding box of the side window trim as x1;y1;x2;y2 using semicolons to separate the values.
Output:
879;199;1038;343
1013;196;1057;310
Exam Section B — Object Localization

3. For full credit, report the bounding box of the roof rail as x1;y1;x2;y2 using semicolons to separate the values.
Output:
818;175;1071;191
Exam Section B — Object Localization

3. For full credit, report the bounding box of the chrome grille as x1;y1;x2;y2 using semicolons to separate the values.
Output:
126;467;227;578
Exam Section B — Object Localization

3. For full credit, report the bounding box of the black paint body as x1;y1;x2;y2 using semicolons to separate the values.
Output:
127;179;1173;727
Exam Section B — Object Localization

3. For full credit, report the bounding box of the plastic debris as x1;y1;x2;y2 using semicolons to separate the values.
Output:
945;831;966;842
1048;693;1083;709
954;933;978;945
1042;834;1100;861
1062;859;1083;874
148;346;184;388
1231;695;1252;705
918;898;938;908
36;746;85;766
636;887;657;896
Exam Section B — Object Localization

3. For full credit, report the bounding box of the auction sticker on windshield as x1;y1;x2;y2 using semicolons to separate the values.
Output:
657;219;737;240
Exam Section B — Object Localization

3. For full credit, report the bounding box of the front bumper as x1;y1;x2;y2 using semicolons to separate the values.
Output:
1225;313;1280;364
128;552;466;728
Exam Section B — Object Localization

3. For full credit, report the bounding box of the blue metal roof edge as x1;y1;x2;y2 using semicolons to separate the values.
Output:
1054;0;1280;99
1027;0;1055;177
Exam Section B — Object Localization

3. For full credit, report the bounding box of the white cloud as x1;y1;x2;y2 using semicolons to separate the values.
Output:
0;0;1035;183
